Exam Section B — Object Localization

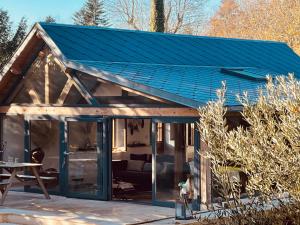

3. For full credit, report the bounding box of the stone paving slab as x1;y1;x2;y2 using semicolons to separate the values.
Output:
0;191;179;225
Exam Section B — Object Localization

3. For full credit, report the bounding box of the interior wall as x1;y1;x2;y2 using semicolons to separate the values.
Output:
112;119;152;161
112;120;194;161
2;115;24;162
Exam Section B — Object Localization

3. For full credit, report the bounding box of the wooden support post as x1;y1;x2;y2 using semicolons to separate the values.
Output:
174;123;186;187
200;139;212;210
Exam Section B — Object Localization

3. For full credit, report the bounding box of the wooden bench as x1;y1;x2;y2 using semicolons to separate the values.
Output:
0;181;9;194
0;163;52;205
0;174;56;181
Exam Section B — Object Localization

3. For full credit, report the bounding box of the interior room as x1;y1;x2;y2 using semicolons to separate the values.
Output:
111;119;195;205
112;118;152;202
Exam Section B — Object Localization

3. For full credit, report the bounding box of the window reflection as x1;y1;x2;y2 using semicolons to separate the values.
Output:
155;123;195;203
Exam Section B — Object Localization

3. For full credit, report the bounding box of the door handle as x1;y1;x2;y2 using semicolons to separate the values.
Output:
62;151;73;168
64;151;75;156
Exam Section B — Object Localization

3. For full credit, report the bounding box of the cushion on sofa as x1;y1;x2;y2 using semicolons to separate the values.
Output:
143;162;152;172
112;160;128;171
130;154;148;161
127;160;145;171
156;154;174;163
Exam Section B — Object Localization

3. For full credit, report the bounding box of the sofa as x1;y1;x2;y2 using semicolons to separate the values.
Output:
112;154;192;192
112;154;152;191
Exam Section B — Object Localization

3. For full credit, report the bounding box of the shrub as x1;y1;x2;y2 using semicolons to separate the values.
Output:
197;75;300;225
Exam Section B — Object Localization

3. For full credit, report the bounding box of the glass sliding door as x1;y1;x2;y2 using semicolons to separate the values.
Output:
29;120;61;192
152;119;199;208
64;118;108;200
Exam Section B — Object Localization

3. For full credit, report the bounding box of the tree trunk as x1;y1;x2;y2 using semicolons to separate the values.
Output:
150;0;165;32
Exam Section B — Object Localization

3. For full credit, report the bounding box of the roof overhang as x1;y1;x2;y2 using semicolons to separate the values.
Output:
0;23;204;109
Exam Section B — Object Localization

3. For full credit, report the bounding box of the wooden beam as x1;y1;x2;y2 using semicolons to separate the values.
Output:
56;78;74;104
71;71;99;106
52;57;99;106
0;105;199;117
28;88;42;104
2;39;45;104
200;140;212;209
10;67;22;75
63;70;97;105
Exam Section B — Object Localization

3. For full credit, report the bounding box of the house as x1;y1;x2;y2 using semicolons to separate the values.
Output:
0;22;300;209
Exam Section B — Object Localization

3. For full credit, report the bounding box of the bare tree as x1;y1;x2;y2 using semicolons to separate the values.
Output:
109;0;207;34
44;16;56;23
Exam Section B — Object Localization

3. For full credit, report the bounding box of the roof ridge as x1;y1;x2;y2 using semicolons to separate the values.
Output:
38;22;286;45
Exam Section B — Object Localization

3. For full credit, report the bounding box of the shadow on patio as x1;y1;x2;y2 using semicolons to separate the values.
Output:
0;191;181;224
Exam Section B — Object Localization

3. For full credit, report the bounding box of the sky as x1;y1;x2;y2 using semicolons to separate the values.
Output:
0;0;220;29
0;0;86;27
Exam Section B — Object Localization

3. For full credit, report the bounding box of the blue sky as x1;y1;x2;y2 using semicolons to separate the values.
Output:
0;0;220;29
0;0;86;27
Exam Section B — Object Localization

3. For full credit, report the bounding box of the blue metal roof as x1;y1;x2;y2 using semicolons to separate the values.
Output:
38;22;300;108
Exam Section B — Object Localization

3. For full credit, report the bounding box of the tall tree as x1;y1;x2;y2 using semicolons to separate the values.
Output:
45;16;56;23
150;0;165;32
73;0;109;26
0;9;27;70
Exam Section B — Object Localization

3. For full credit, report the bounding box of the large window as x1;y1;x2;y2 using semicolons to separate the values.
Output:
112;119;127;152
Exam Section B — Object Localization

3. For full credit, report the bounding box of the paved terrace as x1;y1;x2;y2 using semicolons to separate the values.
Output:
0;191;198;225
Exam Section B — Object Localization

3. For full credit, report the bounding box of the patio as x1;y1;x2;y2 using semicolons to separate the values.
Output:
0;191;197;224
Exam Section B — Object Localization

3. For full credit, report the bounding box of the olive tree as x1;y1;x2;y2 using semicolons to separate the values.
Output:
198;75;300;224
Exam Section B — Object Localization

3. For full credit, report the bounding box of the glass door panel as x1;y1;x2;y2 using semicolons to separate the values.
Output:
153;121;197;207
66;119;103;198
29;120;60;193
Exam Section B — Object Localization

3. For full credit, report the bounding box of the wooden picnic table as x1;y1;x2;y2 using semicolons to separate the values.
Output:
0;162;51;205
